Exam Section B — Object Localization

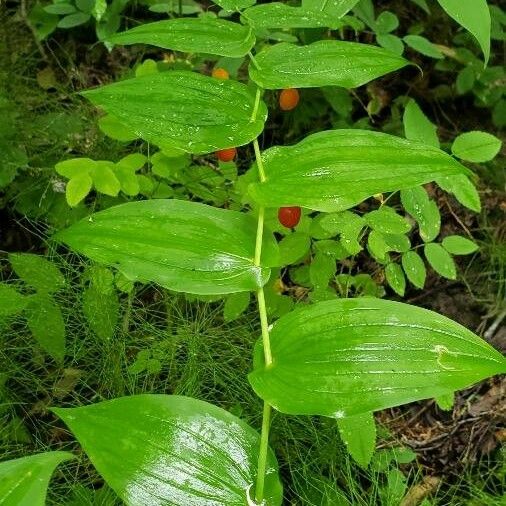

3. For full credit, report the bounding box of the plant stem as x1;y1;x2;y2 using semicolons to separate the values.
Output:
251;100;273;501
255;401;272;503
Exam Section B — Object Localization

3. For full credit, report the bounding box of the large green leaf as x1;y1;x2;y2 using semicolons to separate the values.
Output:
249;298;506;417
0;451;74;506
249;130;470;212
55;199;279;295
242;3;342;29
249;41;409;89
53;395;282;505
107;18;255;57
437;0;491;63
82;71;267;154
213;0;256;11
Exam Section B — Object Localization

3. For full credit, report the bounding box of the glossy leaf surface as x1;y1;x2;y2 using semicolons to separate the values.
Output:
242;3;342;29
303;0;360;18
213;0;256;10
424;243;457;280
53;395;282;505
108;18;255;57
82;71;267;154
55;199;278;295
249;298;506;417
249;130;470;212
451;131;502;163
249;41;409;89
0;451;74;506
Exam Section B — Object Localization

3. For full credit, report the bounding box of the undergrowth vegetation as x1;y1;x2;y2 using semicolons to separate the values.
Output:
1;0;505;504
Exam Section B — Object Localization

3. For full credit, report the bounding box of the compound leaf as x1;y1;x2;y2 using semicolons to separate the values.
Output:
401;251;426;289
424;243;457;280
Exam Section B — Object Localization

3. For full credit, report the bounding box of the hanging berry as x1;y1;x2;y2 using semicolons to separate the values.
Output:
278;206;302;228
279;88;300;111
216;148;237;162
212;67;230;80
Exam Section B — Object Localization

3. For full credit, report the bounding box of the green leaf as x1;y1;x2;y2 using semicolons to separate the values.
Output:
435;391;454;411
403;35;443;59
442;235;479;255
320;211;365;255
0;284;27;319
26;294;66;362
92;0;107;21
409;0;430;14
98;115;138;142
44;4;77;15
82;286;119;341
302;0;360;18
242;3;342;29
437;0;491;63
90;162;121;197
249;130;470;212
375;11;399;33
451;131;502;162
213;0;256;11
365;207;411;235
55;157;96;178
57;12;91;28
249;41;409;89
82;71;267;154
401;251;426;289
424;243;457;280
107;18;255;58
401;186;441;242
66;173;93;207
456;66;476;95
278;232;311;266
385;262;406;296
249;298;506;417
9;253;65;294
0;451;74;506
337;412;376;468
55;200;279;295
309;252;335;290
367;230;390;263
223;291;251;322
403;99;439;148
52;395;282;505
376;34;404;56
436;175;481;212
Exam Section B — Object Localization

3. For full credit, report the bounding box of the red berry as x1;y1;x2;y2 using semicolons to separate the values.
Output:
279;88;300;111
278;206;301;228
212;67;229;80
216;148;236;162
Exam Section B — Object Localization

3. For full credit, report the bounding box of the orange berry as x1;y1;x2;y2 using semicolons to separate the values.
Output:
279;88;300;111
212;67;229;80
216;148;236;162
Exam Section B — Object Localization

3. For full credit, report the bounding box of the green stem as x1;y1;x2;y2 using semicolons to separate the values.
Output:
255;401;272;503
251;109;273;503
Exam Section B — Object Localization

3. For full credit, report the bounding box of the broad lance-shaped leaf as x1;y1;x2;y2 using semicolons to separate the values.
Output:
52;395;282;506
242;3;343;29
249;40;409;89
249;298;506;417
107;18;255;58
0;451;74;506
82;71;267;154
249;130;471;212
55;199;279;295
